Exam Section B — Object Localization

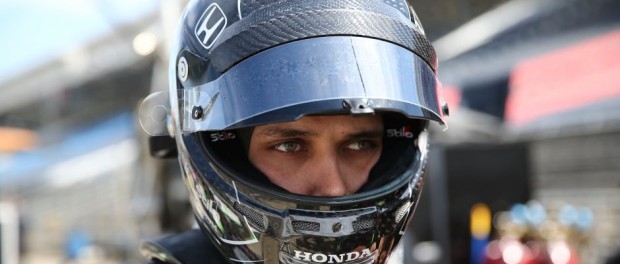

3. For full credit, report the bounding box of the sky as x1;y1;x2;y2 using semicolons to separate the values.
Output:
0;0;160;84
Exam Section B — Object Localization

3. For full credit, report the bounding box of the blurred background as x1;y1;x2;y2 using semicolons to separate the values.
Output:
0;0;619;263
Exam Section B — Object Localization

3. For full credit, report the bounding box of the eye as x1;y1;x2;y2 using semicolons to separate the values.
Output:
273;141;302;152
346;140;375;151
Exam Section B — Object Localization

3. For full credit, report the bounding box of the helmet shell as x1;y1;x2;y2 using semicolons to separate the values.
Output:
168;0;445;263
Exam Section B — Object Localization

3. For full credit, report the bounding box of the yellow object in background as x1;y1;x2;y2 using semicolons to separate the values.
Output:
471;203;492;239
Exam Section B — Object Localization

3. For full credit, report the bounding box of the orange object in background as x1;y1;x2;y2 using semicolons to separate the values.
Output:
0;127;38;152
506;29;620;125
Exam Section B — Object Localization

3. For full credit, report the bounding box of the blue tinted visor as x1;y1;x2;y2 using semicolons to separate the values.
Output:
141;36;446;135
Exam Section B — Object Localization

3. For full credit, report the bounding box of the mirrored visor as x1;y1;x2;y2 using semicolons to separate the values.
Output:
141;36;445;136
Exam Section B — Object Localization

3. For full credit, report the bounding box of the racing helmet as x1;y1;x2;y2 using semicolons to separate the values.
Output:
146;0;448;263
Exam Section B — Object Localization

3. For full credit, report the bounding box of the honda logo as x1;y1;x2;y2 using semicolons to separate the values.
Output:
195;3;227;49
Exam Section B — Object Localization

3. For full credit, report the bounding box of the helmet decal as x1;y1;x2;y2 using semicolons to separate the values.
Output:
209;130;237;142
194;3;228;49
386;126;417;138
281;248;378;263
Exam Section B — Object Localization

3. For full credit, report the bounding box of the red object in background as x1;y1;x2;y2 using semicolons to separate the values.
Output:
441;84;462;112
505;29;620;125
484;239;580;264
484;239;536;264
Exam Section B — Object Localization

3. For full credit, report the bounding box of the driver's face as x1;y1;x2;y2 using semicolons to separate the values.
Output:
248;115;383;196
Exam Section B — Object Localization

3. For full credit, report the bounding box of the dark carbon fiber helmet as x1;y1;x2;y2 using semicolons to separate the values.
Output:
153;0;447;263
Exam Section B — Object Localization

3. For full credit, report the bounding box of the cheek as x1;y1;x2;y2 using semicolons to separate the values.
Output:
342;150;383;187
248;151;298;188
348;147;382;171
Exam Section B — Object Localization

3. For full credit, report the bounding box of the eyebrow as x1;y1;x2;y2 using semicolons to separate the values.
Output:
257;128;318;138
348;130;384;139
257;127;383;139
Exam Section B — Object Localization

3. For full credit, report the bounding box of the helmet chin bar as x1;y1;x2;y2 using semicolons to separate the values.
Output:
175;122;429;263
184;157;424;263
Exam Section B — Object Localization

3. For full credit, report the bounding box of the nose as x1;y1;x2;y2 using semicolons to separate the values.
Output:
306;152;348;196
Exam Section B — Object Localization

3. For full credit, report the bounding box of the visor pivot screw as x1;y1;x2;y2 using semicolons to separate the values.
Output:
178;56;189;82
332;223;342;233
192;106;204;120
442;102;450;117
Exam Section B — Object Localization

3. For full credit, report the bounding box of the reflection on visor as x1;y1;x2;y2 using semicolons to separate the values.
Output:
188;175;259;245
140;36;445;136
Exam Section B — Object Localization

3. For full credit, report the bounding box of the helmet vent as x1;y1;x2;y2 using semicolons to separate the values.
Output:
352;218;375;231
233;202;267;230
291;220;321;232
